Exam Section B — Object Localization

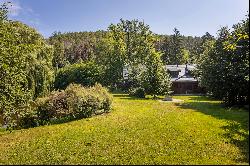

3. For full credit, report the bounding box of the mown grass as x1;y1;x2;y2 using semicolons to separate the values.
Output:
0;94;248;165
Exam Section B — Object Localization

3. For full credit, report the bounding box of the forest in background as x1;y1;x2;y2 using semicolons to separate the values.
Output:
48;28;210;67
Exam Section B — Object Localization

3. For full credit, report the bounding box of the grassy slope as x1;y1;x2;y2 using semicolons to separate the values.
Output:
0;95;248;165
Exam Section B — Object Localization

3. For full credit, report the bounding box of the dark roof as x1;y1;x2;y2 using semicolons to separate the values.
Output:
165;64;196;71
167;68;181;72
166;64;198;82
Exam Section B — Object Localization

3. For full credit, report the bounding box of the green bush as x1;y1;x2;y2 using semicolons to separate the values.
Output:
17;109;38;129
3;104;39;130
129;87;145;98
1;83;112;130
35;92;70;125
35;83;112;125
54;62;102;90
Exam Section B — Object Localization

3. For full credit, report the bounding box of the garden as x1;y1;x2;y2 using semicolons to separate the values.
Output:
0;2;249;165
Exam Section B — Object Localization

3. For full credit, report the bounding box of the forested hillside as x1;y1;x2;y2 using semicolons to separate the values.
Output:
48;31;108;68
48;28;209;67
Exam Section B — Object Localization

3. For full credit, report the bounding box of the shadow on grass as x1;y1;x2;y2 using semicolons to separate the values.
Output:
112;94;129;98
175;99;249;163
186;96;219;102
0;110;111;135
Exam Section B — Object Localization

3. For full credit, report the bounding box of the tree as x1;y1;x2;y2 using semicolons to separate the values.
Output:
0;2;9;22
96;19;171;96
98;19;157;88
161;28;185;65
194;32;215;63
201;32;214;42
50;33;67;69
48;30;107;68
197;16;249;106
141;50;171;98
172;28;185;64
0;5;54;127
160;35;171;64
197;27;230;99
96;25;126;88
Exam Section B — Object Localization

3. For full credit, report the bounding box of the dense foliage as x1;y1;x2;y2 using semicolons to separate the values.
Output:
197;16;249;106
96;19;171;96
0;5;54;128
157;31;209;65
35;83;112;126
48;22;205;95
13;83;112;129
140;51;171;97
54;61;102;90
160;28;185;64
48;31;107;68
49;28;205;67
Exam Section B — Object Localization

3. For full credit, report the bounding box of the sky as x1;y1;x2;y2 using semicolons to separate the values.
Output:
1;0;249;38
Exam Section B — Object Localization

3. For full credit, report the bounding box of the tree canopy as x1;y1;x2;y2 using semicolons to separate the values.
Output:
197;16;249;106
0;5;54;127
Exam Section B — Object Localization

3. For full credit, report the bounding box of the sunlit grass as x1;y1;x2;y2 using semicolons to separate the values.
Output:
0;94;248;165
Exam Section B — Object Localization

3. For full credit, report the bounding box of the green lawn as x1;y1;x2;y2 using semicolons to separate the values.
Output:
0;94;249;165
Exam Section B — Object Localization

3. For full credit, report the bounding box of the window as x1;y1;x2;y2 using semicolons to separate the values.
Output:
168;71;179;78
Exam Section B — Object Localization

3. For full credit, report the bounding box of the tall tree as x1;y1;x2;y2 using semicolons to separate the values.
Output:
141;50;171;98
161;28;185;65
0;2;9;21
195;32;214;63
0;5;54;127
172;28;184;64
197;16;249;105
98;19;157;87
97;19;171;96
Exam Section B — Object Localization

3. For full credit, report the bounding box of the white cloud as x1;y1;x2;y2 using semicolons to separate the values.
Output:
1;0;44;35
9;2;22;16
1;0;41;27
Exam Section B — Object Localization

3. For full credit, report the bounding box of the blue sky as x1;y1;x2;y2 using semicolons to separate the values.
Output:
2;0;249;38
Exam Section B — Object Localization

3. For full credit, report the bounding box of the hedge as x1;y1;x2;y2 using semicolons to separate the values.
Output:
54;62;102;90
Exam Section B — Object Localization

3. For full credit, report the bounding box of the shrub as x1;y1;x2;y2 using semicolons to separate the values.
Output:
3;103;39;130
129;87;145;98
54;62;102;90
36;91;70;125
2;83;112;130
17;109;38;129
35;83;112;125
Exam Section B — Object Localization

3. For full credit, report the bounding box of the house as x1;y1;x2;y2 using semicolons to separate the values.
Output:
166;64;204;94
122;64;204;94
